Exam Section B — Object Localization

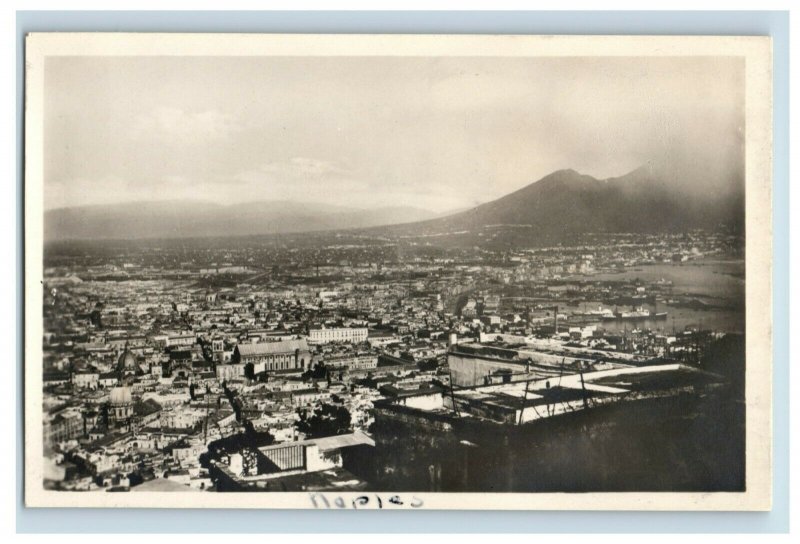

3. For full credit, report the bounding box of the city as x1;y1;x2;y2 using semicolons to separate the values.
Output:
41;227;746;493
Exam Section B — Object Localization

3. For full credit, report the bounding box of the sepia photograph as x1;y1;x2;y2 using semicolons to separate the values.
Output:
24;33;773;510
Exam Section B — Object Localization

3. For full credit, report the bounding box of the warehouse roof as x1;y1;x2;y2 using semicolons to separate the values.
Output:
235;338;309;356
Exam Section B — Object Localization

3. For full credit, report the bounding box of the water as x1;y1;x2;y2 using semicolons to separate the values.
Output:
569;259;745;334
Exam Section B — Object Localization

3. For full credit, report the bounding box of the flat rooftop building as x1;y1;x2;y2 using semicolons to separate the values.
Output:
233;338;311;373
371;363;736;492
309;327;368;345
211;431;375;491
447;341;652;388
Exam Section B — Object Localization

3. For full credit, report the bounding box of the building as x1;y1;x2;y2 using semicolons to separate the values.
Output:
233;338;311;373
43;371;70;387
44;408;84;447
379;384;444;410
107;335;148;349
447;343;531;387
367;332;400;348
72;370;99;390
290;388;332;407
211;431;375;491
108;386;134;426
116;345;141;384
98;372;119;388
447;342;643;388
215;363;246;381
370;363;736;492
324;353;378;371
308;327;368;345
167;334;197;348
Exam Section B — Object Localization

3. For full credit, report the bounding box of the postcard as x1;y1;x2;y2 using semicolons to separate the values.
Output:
24;33;772;510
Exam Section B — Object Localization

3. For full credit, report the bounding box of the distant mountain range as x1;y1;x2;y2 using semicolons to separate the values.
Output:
44;200;443;241
45;166;744;242
373;166;744;239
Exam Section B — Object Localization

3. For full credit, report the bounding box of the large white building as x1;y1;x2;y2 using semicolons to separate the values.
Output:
233;338;311;372
308;327;368;345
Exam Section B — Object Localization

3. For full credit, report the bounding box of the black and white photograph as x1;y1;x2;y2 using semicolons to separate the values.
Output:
23;33;773;510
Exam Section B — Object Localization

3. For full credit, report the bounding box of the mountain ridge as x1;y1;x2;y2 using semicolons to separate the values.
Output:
44;200;442;241
369;166;743;238
45;166;744;242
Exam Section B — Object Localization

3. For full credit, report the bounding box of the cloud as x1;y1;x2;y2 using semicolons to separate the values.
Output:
235;157;350;183
44;56;744;212
133;107;238;142
230;157;376;203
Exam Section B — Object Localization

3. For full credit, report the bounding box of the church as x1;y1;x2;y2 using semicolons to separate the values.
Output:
232;338;311;374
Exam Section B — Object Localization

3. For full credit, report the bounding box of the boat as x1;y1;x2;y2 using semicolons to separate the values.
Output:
601;307;668;321
580;306;615;318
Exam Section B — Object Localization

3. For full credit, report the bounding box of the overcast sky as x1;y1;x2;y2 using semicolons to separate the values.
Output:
44;55;744;212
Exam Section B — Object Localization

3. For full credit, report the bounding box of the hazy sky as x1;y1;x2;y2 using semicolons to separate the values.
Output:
44;56;744;212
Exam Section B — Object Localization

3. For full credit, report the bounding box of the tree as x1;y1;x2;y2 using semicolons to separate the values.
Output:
127;471;144;487
197;336;215;362
301;361;328;381
89;309;103;328
296;404;352;439
417;359;439;372
200;425;275;468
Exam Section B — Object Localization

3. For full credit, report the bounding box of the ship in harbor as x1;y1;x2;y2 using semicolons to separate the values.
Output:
602;306;668;321
579;306;616;319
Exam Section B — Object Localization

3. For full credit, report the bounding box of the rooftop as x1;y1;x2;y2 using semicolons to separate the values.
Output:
130;478;197;492
236;338;309;356
258;430;375;455
237;466;368;492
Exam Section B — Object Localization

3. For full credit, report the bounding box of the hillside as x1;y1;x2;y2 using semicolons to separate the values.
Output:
376;166;744;240
45;166;744;243
44;200;441;241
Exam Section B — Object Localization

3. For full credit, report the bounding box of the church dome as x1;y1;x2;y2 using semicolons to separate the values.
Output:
109;386;132;406
117;348;137;371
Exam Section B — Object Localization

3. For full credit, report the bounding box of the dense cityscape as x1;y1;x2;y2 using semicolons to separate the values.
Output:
41;227;746;493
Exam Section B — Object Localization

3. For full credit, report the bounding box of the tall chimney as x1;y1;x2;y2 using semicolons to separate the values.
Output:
554;305;558;335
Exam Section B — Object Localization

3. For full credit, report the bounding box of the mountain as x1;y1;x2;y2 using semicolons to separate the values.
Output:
375;166;744;240
44;200;440;241
45;166;744;242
